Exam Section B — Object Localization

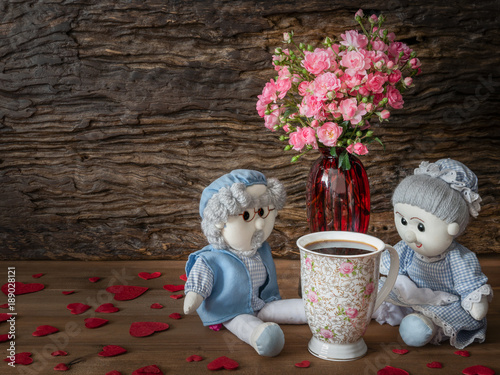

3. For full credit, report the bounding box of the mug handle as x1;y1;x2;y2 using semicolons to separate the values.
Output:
374;244;400;311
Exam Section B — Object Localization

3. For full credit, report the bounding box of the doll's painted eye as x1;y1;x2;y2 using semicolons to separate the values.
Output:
417;223;425;232
258;208;266;217
241;211;254;222
401;218;408;226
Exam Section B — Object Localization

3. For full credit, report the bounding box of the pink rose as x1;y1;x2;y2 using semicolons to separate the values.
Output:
302;50;331;75
256;79;278;116
339;262;354;275
345;308;359;319
341;50;368;76
388;42;412;63
339;98;367;125
341;72;363;89
299;95;324;118
365;72;388;94
320;328;334;339
340;30;368;49
379;109;390;119
388;70;402;85
347;142;369;156
410;58;421;69
386;86;404;109
317;122;343;147
276;77;292;99
289;127;306;151
298;81;310;96
302;127;318;149
312;72;342;99
365;282;375;296
307;290;318;304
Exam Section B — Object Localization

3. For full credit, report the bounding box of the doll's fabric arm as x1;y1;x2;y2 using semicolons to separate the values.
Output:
185;257;214;300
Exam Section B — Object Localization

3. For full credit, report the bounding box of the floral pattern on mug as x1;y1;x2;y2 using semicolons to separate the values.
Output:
304;255;314;271
339;260;362;277
306;288;320;305
317;326;337;341
362;278;375;298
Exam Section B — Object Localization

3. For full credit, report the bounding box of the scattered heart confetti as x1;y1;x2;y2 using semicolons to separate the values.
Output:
0;303;8;308
207;356;239;371
96;303;119;313
89;277;101;283
209;324;223;331
0;313;12;322
62;291;75;295
163;284;185;292
51;351;68;356
427;362;443;368
392;348;409;355
54;363;69;371
132;364;164;375
106;372;122;375
455;350;470;357
32;273;44;278
1;282;44;296
169;313;182;320
3;352;33;365
151;303;163;309
0;334;10;342
170;294;184;300
139;272;161;280
462;365;495;375
67;303;91;315
295;360;311;368
180;274;188;281
377;366;409;375
33;325;59;336
84;317;109;329
186;355;203;362
129;322;170;337
98;345;127;357
106;285;149;301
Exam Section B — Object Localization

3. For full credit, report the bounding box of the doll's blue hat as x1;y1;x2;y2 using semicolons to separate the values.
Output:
199;169;267;218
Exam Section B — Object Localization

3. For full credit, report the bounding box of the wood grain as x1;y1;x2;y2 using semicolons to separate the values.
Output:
0;1;499;259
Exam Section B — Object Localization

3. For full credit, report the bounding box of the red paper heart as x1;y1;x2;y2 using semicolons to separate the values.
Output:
455;350;471;357
32;273;44;278
462;365;495;375
295;360;311;368
170;294;183;300
207;356;239;371
106;372;122;375
1;282;44;295
85;317;109;328
62;291;75;295
96;303;119;313
139;272;161;280
132;364;164;375
186;355;203;362
89;277;101;283
377;366;409;375
106;285;149;301
67;303;91;315
427;362;443;368
151;303;163;309
0;313;12;322
209;324;223;331
0;334;10;342
0;303;8;308
98;345;127;357
169;313;182;320
51;351;68;356
54;363;69;371
180;274;188;281
33;325;59;336
129;322;170;337
392;348;409;355
163;284;185;292
3;352;33;365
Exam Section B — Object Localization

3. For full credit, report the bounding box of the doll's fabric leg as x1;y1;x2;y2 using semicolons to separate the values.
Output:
223;314;285;357
257;299;307;324
399;313;436;347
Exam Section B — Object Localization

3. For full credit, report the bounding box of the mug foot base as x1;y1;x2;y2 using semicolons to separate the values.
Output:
308;336;367;361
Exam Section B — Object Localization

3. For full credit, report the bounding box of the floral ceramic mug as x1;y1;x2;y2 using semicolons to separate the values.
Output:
298;231;399;361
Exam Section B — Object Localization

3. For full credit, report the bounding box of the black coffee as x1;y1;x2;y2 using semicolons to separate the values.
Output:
305;240;375;256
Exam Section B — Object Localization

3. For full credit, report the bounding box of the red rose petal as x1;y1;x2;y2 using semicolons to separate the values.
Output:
32;273;44;278
295;360;311;368
139;272;161;280
54;363;69;371
132;364;164;375
0;303;8;308
96;303;119;313
209;324;223;331
106;372;123;375
89;277;101;283
150;303;163;309
98;345;127;357
186;355;203;362
455;350;471;357
67;303;91;315
462;365;495;375
62;291;75;295
0;313;12;322
0;334;10;342
106;285;149;301
1;282;44;295
33;325;59;336
207;356;239;371
129;322;170;337
163;284;185;292
169;313;182;320
180;274;188;281
170;294;184;300
84;317;109;328
3;352;33;365
377;366;410;375
392;348;409;355
51;350;68;356
427;362;443;368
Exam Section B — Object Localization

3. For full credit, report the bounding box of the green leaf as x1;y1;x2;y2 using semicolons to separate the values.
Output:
339;151;351;170
374;137;386;150
330;147;338;158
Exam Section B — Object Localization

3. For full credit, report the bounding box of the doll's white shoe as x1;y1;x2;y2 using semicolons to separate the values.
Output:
399;313;436;347
250;322;285;357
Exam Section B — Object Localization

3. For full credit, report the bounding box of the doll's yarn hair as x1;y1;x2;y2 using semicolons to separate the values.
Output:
201;178;286;249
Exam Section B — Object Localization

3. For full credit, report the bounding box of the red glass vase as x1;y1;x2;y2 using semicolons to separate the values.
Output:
306;148;370;233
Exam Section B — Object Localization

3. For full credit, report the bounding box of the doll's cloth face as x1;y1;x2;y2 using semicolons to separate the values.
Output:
222;184;277;255
394;203;458;257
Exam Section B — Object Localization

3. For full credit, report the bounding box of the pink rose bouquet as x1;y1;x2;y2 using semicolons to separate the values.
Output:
257;10;421;169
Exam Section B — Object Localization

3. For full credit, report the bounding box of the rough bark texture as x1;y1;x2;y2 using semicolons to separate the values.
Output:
1;0;499;260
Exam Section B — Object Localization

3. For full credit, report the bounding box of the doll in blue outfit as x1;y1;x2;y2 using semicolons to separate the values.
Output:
183;169;306;357
375;159;493;349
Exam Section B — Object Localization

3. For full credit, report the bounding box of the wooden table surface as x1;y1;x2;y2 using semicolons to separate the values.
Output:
0;256;498;375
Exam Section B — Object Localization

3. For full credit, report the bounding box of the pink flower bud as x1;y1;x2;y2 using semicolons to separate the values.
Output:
386;61;394;69
311;120;320;128
404;77;413;86
374;61;384;70
380;109;390;119
370;14;378;23
366;103;374;112
410;58;421;69
355;9;364;18
283;32;291;42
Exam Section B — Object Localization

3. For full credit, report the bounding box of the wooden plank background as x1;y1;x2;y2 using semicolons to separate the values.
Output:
0;0;499;260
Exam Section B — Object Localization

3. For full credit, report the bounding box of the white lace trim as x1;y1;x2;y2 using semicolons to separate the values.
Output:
414;251;448;263
461;284;493;311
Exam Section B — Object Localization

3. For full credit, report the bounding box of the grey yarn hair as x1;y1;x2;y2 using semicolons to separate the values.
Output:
392;174;470;236
201;178;286;249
